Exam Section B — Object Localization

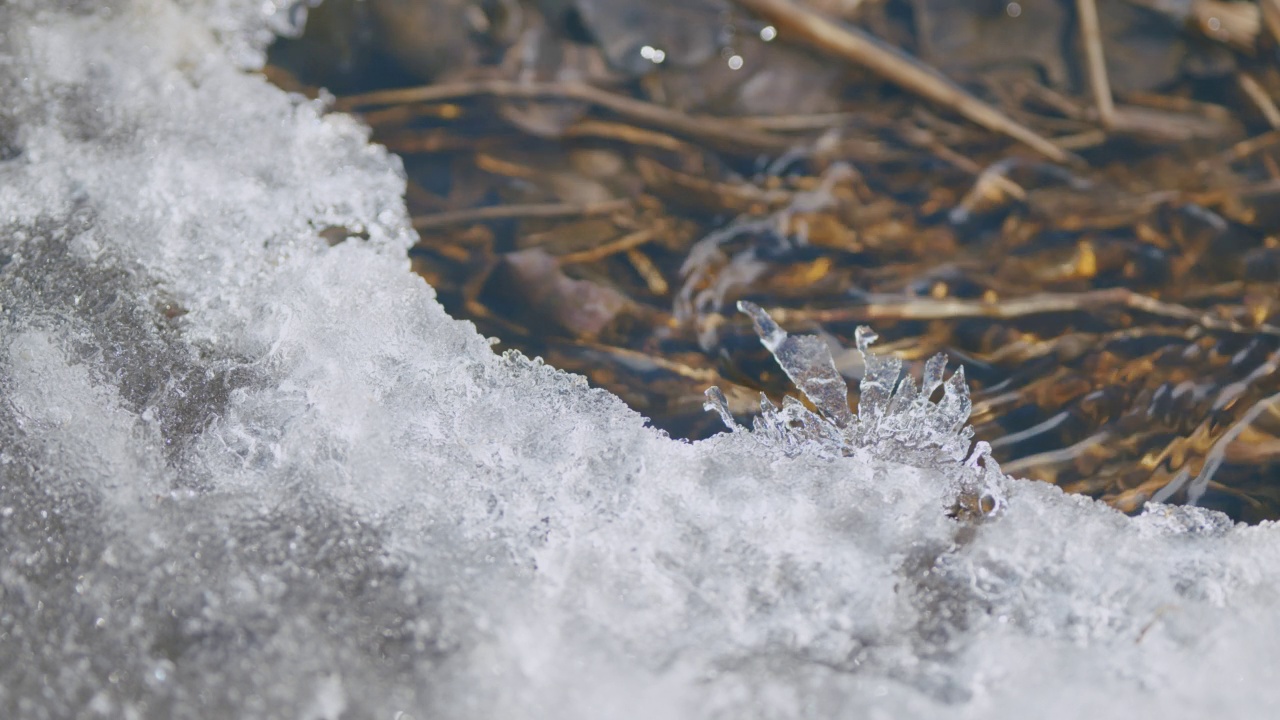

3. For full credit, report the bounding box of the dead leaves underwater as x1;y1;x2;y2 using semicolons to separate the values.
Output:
269;0;1280;522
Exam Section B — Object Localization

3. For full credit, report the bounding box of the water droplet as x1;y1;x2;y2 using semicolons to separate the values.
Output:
639;45;666;64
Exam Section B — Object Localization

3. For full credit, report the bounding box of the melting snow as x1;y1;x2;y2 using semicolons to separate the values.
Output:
1;2;1278;718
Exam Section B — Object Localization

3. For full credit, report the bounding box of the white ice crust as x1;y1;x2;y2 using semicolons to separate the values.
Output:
1;2;1278;719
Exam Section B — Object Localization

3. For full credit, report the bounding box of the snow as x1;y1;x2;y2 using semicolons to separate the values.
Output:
1;1;1279;718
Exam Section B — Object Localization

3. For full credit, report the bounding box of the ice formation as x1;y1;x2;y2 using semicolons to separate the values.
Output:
706;301;1006;517
2;2;1279;719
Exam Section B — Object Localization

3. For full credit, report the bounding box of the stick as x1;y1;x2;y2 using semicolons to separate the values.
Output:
765;288;1280;337
1238;73;1280;129
726;0;1078;164
411;199;633;231
1076;0;1116;127
338;80;791;152
557;228;658;265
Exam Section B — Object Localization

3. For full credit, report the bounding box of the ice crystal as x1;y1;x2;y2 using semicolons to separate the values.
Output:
707;301;999;486
705;301;1004;517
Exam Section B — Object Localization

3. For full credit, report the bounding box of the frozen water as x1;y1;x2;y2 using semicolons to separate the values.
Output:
722;301;976;464
2;2;1280;719
709;301;1002;515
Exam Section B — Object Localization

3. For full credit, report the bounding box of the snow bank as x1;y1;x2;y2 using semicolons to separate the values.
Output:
1;2;1278;718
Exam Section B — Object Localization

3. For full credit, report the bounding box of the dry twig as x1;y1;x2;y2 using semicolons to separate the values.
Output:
338;80;792;152
557;228;658;265
727;0;1077;164
1238;73;1280;129
411;199;632;231
1076;0;1116;127
765;288;1280;338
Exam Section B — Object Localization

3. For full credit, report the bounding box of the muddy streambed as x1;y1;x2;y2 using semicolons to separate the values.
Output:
269;0;1280;521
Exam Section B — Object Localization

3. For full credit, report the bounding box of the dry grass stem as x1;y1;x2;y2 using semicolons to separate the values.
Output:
728;0;1078;164
412;199;633;231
